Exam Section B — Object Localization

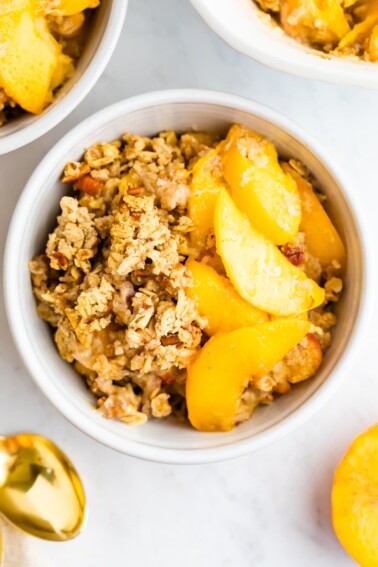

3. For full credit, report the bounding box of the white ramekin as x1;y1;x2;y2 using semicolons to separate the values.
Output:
4;90;371;464
0;0;128;156
191;0;378;89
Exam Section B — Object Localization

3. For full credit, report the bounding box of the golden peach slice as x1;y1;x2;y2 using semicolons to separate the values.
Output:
54;0;99;16
280;0;350;48
332;424;378;567
348;0;378;19
369;25;378;61
221;124;301;245
50;53;74;91
186;319;311;432
338;15;378;52
0;0;28;13
282;163;345;268
214;189;325;317
0;3;60;114
188;150;227;249
186;258;269;335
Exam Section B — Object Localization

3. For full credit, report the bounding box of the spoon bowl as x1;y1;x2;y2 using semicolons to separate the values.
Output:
0;434;86;541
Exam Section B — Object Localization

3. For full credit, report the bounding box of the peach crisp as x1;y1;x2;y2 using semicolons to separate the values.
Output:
254;0;378;61
0;0;100;126
29;125;345;431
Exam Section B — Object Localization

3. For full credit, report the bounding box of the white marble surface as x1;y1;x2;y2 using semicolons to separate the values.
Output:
1;0;377;565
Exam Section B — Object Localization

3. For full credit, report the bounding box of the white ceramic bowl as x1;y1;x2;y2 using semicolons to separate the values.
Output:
4;90;370;464
191;0;378;89
0;0;128;156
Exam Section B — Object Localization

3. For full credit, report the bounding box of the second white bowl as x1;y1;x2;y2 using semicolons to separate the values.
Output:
191;0;378;89
4;90;370;463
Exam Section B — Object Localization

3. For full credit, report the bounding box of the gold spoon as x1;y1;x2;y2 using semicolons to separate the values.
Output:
0;434;86;541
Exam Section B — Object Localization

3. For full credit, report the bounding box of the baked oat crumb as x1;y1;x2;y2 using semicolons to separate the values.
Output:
151;393;172;418
46;197;99;273
31;130;214;425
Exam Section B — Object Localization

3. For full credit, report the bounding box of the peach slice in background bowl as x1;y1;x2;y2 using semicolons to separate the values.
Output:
4;90;370;463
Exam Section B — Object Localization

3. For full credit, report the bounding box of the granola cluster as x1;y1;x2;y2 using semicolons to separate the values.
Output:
30;130;342;428
30;131;215;425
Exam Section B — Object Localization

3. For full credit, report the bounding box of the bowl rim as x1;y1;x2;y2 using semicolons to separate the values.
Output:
3;89;373;464
190;0;378;89
0;0;128;156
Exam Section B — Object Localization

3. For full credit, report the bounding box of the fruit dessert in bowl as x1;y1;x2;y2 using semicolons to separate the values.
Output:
0;0;127;155
254;0;378;61
29;123;343;433
4;91;368;463
191;0;378;88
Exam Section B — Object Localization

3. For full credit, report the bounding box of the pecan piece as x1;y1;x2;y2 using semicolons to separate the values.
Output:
134;269;151;278
161;335;182;347
62;162;90;183
74;174;104;196
127;186;144;196
49;251;68;270
160;371;177;385
281;244;306;266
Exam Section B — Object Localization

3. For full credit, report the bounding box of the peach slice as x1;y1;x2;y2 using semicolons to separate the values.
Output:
282;163;346;268
369;25;378;62
221;124;301;245
0;2;60;114
0;0;29;12
338;15;378;53
338;0;378;60
355;0;378;17
54;0;100;16
186;258;269;335
186;319;311;432
50;53;74;91
188;150;227;249
280;0;350;48
214;189;325;317
332;424;378;567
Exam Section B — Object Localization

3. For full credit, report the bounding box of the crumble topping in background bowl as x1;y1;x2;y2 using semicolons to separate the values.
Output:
29;124;345;432
0;0;100;126
254;0;378;61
